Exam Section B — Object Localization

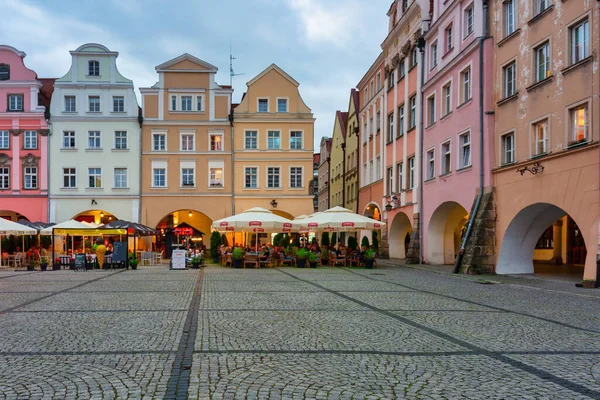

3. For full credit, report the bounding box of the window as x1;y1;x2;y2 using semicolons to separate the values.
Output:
88;131;101;149
376;73;381;91
24;131;37;149
63;131;75;149
571;19;589;64
171;95;177;111
536;226;553;249
210;134;223;151
210;168;223;187
113;96;124;112
536;0;549;15
182;168;195;187
153;168;166;187
408;157;415;189
267;167;280;188
258;98;269;112
277;98;288;112
290;167;303;188
409;95;416;129
427;149;435;180
88;168;102;188
533;120;548;155
397;163;403;192
387;167;393;195
0;64;9;81
376;156;381;180
370;81;374;98
504;0;516;37
245;131;258;149
63;168;76;188
459;131;472;168
64;96;76;112
402;0;408;12
181;134;194;151
535;42;550;82
430;42;438;69
196;95;204;112
245;167;258;188
388;113;394;142
0;131;8;149
445;24;453;52
399;59;406;78
501;132;515;164
388;70;395;90
181;96;192;111
370;117;374;134
8;94;23;111
114;168;128;188
442;83;452;116
376;112;381;132
153;133;166;151
464;5;474;37
442;141;451;174
114;131;127;150
0;167;9;189
290;131;303;150
88;96;100;112
427;95;435;126
410;47;418;68
398;105;405;137
88;60;100;76
23;167;37;189
267;131;280;149
570;105;588;142
503;61;516;98
460;67;471;103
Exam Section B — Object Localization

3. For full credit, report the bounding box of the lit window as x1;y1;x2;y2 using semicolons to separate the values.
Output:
570;105;588;143
535;42;550;82
210;168;223;187
533;120;548;156
88;168;102;188
210;134;223;151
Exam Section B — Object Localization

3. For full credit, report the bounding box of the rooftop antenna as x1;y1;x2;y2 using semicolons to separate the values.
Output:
229;42;244;87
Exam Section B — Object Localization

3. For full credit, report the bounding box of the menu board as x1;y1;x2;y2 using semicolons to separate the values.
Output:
74;254;86;270
112;242;127;264
171;250;187;269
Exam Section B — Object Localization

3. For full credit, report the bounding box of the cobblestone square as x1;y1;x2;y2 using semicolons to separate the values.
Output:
0;265;599;399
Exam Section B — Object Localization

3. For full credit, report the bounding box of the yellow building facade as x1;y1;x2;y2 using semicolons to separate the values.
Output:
328;111;347;208
344;89;360;213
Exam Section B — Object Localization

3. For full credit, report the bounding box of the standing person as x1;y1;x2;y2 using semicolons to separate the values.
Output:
95;237;107;269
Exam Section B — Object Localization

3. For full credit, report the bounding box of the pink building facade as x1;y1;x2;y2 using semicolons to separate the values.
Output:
0;46;50;222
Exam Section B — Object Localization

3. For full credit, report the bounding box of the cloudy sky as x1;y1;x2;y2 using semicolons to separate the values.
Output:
1;0;390;148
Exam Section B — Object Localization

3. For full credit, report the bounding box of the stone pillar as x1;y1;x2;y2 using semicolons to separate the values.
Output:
380;215;390;259
459;188;496;274
405;213;421;264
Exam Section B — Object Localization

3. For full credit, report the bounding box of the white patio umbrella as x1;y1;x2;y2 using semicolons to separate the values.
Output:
0;219;37;261
40;220;89;235
297;206;386;232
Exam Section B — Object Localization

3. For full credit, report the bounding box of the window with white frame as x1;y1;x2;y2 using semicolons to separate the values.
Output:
267;131;280;149
0;131;8;149
209;167;223;187
410;47;418;68
8;94;23;111
369;160;374;181
427;94;436;126
377;111;381;132
370;117;374;134
376;156;381;180
442;141;451;174
63;131;75;149
181;133;194;151
210;133;223;151
114;131;127;150
536;0;550;15
0;167;9;189
153;168;166;187
181;168;195;187
290;131;303;149
535;42;550;82
459;131;471;168
376;72;381;91
533;119;548;155
460;67;471;103
64;96;76;112
370;81;374;99
88;131;101;149
388;70;395;90
258;98;269;112
113;96;124;112
63;168;76;188
88;60;100;76
171;95;177;111
430;42;438;69
398;105;405;136
181;96;192;111
388;113;394;142
245;167;258;188
196;95;204;112
464;4;474;37
501;132;515;164
504;0;516;37
245;130;257;149
397;162;403;191
426;149;435;180
290;167;303;188
24;131;37;149
409;95;416;129
571;19;589;65
387;167;393;195
408;157;415;189
503;61;516;98
267;167;280;188
88;96;100;112
570;104;588;142
88;167;102;188
445;24;453;52
114;168;128;188
399;58;406;78
277;98;288;112
153;133;166;151
442;83;452;116
24;167;37;189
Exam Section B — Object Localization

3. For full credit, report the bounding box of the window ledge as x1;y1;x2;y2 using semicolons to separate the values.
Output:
180;186;197;190
456;165;472;173
441;48;454;60
425;122;436;130
289;187;305;190
561;56;592;76
208;186;225;189
396;133;404;139
243;187;260;190
112;148;129;152
110;111;126;114
456;98;473;110
526;76;553;92
565;140;591;150
387;85;394;93
529;152;550;160
112;187;130;190
527;5;554;26
407;127;416;134
86;111;102;114
60;187;78;190
62;111;78;114
265;188;283;190
424;177;436;183
150;186;169;189
439;171;452;178
61;148;77;151
169;111;205;114
496;92;519;106
85;188;104;191
397;75;405;83
7;109;24;112
440;111;453;121
86;148;103;152
497;29;520;47
499;161;516;169
408;64;417;73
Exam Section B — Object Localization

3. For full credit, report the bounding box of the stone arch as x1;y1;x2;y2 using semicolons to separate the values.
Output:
72;209;118;225
363;202;382;221
388;212;412;259
427;201;469;265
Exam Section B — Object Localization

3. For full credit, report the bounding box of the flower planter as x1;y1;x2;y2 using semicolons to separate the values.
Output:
296;258;307;268
191;263;201;269
364;259;375;269
40;263;47;271
309;261;317;268
232;259;243;269
27;265;35;271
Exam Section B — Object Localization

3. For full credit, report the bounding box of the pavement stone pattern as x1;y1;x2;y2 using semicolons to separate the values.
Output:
0;264;600;399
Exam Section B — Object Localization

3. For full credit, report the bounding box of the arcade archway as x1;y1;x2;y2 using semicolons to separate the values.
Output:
388;212;412;259
427;202;469;265
0;210;29;222
72;210;117;225
155;210;212;255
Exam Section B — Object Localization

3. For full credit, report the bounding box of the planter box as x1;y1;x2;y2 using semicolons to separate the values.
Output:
232;259;243;269
582;280;596;289
364;259;375;269
296;258;307;268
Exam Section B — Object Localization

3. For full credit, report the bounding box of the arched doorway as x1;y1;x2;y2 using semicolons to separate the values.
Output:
388;212;412;259
73;210;117;225
0;210;29;222
427;202;469;265
155;210;212;257
497;203;588;279
363;203;381;221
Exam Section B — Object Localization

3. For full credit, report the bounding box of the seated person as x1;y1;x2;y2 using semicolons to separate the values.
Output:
258;246;269;261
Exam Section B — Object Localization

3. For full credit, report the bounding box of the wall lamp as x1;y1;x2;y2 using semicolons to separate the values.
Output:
91;199;97;205
517;162;544;176
188;210;193;217
385;195;400;212
100;211;104;218
270;199;278;208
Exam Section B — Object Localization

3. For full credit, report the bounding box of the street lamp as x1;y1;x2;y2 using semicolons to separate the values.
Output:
270;199;278;208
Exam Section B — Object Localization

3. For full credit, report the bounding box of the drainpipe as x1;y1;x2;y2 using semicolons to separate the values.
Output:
138;112;143;223
341;142;346;206
326;156;331;208
454;0;488;274
417;36;426;264
229;112;235;215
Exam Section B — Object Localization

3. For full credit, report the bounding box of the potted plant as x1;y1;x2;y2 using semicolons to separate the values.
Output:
364;249;376;269
231;247;244;268
210;231;222;263
308;251;318;268
321;250;329;266
128;252;139;270
581;279;596;289
295;248;309;268
27;259;38;271
40;256;49;271
190;255;202;269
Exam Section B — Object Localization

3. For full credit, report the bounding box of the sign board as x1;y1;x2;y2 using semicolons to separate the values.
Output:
74;254;86;270
253;228;264;233
220;222;228;227
172;249;187;269
308;222;318;228
249;221;262;226
342;222;354;227
283;222;292;229
225;226;235;231
112;242;127;264
174;227;194;235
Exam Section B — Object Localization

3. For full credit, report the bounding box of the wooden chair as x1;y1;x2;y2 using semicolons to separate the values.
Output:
243;253;259;269
348;254;362;267
279;252;295;267
223;253;232;267
259;254;273;268
328;251;346;267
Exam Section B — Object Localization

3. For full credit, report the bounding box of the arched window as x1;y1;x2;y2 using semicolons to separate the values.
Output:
88;60;100;76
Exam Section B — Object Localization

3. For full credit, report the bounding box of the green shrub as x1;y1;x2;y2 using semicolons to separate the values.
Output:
307;252;318;261
347;236;358;250
321;232;330;247
296;248;309;259
210;231;222;260
372;231;379;251
273;233;284;247
364;249;376;260
361;236;370;247
231;247;245;260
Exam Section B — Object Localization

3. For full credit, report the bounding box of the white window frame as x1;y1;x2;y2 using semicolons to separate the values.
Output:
427;93;436;127
196;95;204;112
114;131;128;150
289;166;303;188
267;130;281;150
387;113;394;142
408;157;415;189
376;72;381;91
24;130;37;150
570;18;589;65
23;166;37;189
426;148;435;180
387;167;394;195
209;132;224;152
152;132;166;151
64;95;76;112
181;167;195;187
266;166;281;188
458;130;472;169
87;167;102;189
88;60;100;76
532;118;549;156
180;132;195;151
430;41;438;69
397;162;403;192
152;161;168;188
534;41;550;82
88;95;101;112
445;23;453;53
504;0;516;37
460;66;472;104
503;60;517;98
398;105;405;137
63;131;76;149
257;98;269;113
536;0;550;15
376;156;381;180
209;166;223;188
170;95;177;111
87;131;102;149
409;95;416;129
290;130;303;150
113;167;128;189
112;96;125;112
442;80;452;116
0;166;9;189
569;102;589;143
441;140;452;174
501;131;515;165
181;96;193;112
0;131;8;149
8;94;23;111
244;166;259;189
244;130;258;150
276;97;289;113
62;167;77;189
464;3;474;38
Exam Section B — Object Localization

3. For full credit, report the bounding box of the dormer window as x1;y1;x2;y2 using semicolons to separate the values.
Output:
258;98;269;112
402;0;408;12
0;64;9;81
88;60;100;76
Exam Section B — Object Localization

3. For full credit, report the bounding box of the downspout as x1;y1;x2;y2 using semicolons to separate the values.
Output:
138;112;143;223
46;112;52;223
454;0;488;273
341;142;346;206
326;156;331;208
229;112;235;215
417;37;426;264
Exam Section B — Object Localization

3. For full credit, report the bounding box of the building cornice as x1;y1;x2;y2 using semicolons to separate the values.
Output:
381;2;422;51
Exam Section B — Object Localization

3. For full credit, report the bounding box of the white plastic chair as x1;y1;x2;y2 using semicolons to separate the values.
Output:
141;251;152;266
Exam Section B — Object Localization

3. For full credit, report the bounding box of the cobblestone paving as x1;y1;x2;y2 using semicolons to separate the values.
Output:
1;265;600;399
